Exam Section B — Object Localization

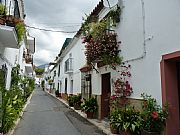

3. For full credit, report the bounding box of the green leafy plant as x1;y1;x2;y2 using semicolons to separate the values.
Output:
15;22;26;45
108;5;121;26
0;86;25;133
11;65;21;86
0;64;35;134
81;97;98;113
68;95;75;107
109;109;122;130
68;95;81;107
35;68;44;75
0;69;5;88
48;79;53;85
41;80;45;89
119;106;142;134
141;93;168;132
81;12;122;68
0;4;6;16
73;94;81;105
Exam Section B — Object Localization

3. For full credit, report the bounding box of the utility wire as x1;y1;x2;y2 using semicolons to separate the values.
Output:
25;25;78;33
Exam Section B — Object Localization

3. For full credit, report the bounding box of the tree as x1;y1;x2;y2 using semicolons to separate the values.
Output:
35;68;44;75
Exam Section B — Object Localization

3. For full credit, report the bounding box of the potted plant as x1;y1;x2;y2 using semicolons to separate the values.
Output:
81;97;98;119
41;80;45;90
109;109;122;134
68;95;74;107
15;22;26;45
140;93;168;135
118;106;142;135
73;94;82;110
0;4;6;25
55;90;59;97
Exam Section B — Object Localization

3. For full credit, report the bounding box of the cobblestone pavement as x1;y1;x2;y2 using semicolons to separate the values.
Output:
13;87;106;135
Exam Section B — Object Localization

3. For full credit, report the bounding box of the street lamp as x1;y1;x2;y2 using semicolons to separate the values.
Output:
103;0;118;8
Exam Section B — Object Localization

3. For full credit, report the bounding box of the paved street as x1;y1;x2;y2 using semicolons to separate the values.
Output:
13;87;106;135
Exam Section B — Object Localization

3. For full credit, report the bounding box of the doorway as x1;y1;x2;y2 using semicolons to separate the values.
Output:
161;51;180;135
101;73;111;119
70;80;73;94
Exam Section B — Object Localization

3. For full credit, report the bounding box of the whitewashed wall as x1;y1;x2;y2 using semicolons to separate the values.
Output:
2;47;18;89
113;0;180;104
88;0;180;104
18;42;26;74
58;37;86;95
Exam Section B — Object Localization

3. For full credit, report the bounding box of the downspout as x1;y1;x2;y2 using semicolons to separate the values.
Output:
124;0;150;63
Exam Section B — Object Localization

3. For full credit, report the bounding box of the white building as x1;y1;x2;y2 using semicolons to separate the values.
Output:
46;0;180;134
48;37;86;99
80;0;180;134
0;0;35;89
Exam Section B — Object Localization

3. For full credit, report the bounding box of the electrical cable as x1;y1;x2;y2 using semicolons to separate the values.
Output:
25;25;78;33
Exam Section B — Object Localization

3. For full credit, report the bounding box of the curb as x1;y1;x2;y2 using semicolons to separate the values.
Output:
6;91;34;135
45;90;113;135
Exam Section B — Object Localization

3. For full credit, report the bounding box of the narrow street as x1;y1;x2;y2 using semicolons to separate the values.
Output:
13;87;106;135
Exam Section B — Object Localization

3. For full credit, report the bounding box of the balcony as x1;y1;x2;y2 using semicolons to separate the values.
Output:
0;14;25;48
64;58;73;74
0;24;18;48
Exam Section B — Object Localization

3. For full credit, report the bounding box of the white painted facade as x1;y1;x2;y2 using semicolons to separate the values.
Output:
47;0;180;105
0;0;35;89
54;37;86;95
111;0;180;104
86;0;180;104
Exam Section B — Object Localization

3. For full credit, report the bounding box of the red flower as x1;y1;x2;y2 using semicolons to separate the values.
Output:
151;111;158;119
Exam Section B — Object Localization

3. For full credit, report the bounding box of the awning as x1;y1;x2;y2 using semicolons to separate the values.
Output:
79;64;92;72
0;25;18;48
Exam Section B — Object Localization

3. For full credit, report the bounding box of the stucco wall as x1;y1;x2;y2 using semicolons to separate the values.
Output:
114;0;180;104
58;37;86;95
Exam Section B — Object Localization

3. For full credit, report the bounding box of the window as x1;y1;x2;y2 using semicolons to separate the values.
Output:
64;58;73;73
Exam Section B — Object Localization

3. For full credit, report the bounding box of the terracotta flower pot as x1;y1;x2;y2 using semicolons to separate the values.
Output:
74;103;81;110
0;17;5;25
86;112;94;119
110;123;119;134
141;130;160;135
119;130;132;135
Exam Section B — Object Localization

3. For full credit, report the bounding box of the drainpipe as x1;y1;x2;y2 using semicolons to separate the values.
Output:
124;0;153;63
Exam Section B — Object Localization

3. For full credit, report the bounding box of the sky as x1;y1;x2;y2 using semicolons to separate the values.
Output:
24;0;101;66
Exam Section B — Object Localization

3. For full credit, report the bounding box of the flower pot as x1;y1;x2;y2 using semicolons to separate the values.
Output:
141;130;160;135
110;123;119;134
119;130;132;135
0;17;5;25
86;112;94;119
74;103;81;110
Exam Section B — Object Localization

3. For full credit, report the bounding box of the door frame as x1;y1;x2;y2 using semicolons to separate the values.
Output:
160;51;180;135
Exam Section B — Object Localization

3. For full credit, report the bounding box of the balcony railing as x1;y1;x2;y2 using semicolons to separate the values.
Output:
64;58;73;74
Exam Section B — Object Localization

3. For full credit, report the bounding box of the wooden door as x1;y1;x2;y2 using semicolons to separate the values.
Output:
101;73;111;119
